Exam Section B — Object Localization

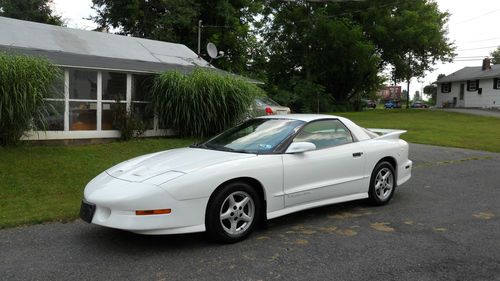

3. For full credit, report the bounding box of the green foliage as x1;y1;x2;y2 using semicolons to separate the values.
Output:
358;0;455;107
151;69;264;137
90;0;263;74
112;104;146;141
262;3;382;112
261;0;453;112
90;0;454;114
0;53;62;146
0;0;63;25
490;47;500;64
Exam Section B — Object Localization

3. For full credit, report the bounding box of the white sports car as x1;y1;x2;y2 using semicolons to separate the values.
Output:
80;114;412;243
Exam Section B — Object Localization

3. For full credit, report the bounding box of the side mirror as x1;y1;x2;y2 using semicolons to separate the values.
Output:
286;142;316;154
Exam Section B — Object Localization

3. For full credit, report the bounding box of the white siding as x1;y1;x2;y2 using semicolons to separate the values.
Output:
436;82;460;108
464;78;500;108
437;78;500;108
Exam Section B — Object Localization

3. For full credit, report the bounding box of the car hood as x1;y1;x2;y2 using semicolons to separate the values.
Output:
106;147;256;183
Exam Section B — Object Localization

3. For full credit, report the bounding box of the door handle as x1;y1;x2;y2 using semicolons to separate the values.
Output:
352;152;363;157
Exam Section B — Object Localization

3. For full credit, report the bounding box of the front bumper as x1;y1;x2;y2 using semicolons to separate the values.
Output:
82;176;208;235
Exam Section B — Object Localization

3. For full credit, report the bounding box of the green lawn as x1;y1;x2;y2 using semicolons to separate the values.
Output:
1;109;499;229
336;109;500;153
0;138;195;229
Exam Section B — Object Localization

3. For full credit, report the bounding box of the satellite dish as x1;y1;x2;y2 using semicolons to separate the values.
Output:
207;43;218;59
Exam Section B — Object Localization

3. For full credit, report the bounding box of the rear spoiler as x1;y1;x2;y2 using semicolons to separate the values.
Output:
367;128;407;140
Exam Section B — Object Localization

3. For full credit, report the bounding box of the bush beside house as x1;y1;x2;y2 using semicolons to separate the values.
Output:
151;69;264;137
0;53;62;146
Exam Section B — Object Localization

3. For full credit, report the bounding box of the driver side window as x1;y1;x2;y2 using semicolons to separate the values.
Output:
294;119;353;150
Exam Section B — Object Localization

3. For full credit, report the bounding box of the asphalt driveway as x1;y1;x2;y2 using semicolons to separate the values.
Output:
0;144;499;281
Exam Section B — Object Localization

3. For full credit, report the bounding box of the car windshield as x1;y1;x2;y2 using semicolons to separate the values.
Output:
202;118;305;154
257;97;281;106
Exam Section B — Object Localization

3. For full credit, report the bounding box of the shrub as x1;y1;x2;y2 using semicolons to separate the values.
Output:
151;69;264;137
112;103;146;141
0;53;62;146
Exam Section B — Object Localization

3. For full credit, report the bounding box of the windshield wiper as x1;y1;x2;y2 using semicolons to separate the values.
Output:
190;142;208;149
205;144;253;154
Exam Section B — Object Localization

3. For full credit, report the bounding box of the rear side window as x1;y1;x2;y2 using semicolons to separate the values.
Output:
293;120;353;149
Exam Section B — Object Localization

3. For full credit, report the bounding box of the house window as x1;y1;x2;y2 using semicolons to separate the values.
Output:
102;71;127;130
69;101;97;130
69;69;97;100
68;69;98;130
441;83;451;93
102;72;127;101
40;72;65;131
467;80;479;91
132;74;155;130
102;103;126;130
36;100;65;131
494;78;500;90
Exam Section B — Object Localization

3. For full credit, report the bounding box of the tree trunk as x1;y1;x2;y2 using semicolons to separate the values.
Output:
406;78;410;109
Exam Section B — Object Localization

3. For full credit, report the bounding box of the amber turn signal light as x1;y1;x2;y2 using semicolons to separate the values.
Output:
135;209;171;216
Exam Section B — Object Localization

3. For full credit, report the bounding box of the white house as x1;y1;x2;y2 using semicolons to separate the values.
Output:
0;16;254;141
436;58;500;108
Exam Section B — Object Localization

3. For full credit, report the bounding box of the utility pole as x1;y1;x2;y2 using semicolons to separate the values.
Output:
406;55;411;109
197;20;202;57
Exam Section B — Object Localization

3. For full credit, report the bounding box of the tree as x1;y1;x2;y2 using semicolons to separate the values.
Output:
262;1;382;112
90;0;263;74
354;0;455;108
490;47;500;64
423;74;445;105
0;0;63;25
259;0;453;112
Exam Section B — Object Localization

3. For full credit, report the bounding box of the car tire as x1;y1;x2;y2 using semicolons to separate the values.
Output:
206;181;261;243
368;161;396;206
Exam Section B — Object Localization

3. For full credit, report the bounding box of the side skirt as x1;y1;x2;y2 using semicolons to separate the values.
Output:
266;193;369;220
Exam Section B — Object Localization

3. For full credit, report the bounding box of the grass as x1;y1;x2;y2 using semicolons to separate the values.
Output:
0;138;195;229
336;109;500;153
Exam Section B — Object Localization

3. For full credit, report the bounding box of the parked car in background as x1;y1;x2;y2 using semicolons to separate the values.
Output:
384;100;401;109
411;101;429;108
364;100;377;109
252;97;291;116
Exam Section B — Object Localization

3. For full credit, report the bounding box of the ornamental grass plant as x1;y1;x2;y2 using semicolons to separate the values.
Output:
151;69;264;137
0;53;62;146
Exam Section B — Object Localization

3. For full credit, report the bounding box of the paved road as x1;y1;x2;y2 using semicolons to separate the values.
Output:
1;144;499;281
433;108;500;118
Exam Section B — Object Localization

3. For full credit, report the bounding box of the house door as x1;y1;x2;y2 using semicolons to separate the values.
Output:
458;84;465;107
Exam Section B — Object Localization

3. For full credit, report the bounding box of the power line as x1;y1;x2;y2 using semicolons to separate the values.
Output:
459;36;500;44
455;56;490;59
457;45;499;51
453;59;483;62
456;8;500;24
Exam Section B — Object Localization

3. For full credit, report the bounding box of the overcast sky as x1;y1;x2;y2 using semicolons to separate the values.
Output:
52;0;500;99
